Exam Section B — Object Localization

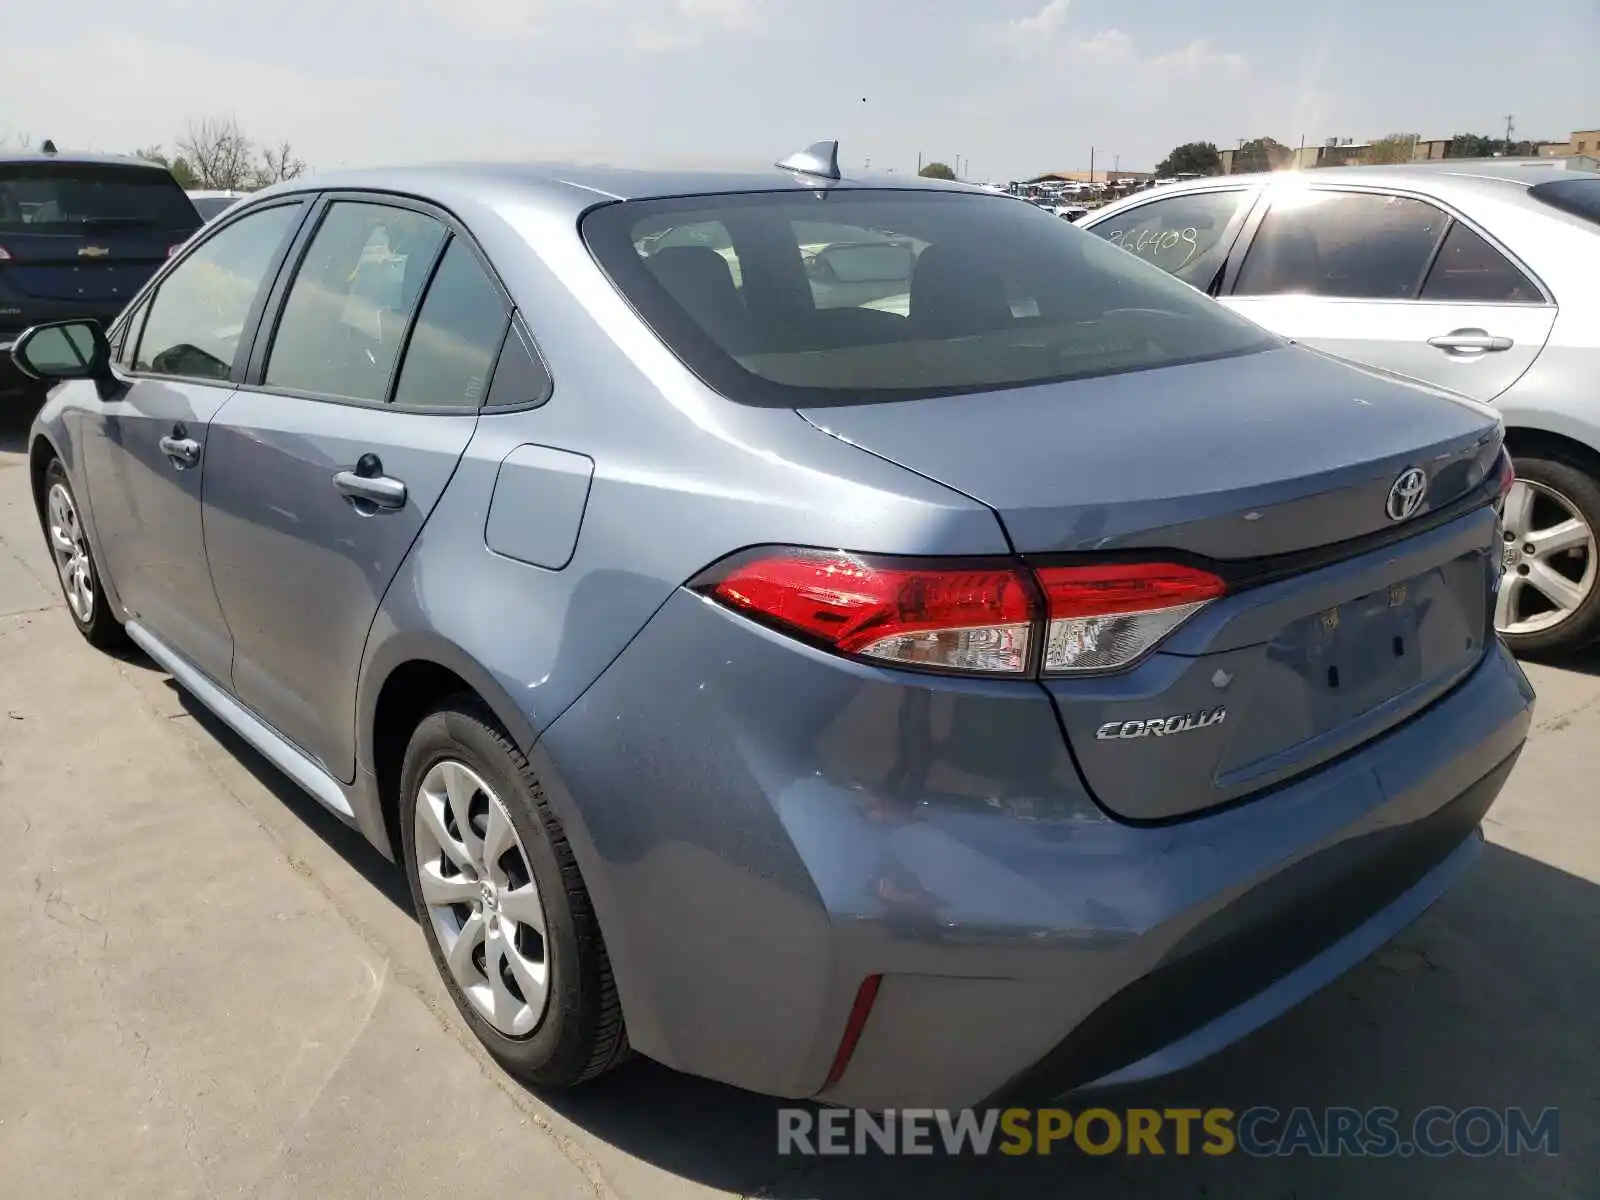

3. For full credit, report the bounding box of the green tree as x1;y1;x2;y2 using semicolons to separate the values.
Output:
133;144;198;188
1447;133;1498;159
918;162;957;180
1155;141;1222;177
1233;136;1292;173
1366;133;1419;165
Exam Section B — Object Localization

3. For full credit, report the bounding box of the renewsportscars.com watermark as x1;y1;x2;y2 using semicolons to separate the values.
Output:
778;1106;1562;1158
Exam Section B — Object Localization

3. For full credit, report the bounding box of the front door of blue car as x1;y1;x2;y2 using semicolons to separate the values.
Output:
200;197;513;781
81;200;307;684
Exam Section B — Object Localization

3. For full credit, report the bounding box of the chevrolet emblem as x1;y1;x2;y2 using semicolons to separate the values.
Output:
78;245;111;258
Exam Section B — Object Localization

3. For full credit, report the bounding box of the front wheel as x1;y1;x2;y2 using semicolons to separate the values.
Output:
1496;452;1600;656
399;698;627;1087
40;459;127;650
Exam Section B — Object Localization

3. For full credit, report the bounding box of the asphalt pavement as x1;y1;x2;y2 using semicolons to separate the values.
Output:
0;406;1594;1198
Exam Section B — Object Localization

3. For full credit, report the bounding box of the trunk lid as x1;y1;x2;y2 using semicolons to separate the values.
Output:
801;345;1504;821
0;230;181;303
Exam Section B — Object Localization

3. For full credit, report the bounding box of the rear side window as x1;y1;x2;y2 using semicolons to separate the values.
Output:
485;321;553;408
0;162;197;232
266;202;447;402
135;203;301;381
1087;190;1253;288
391;239;509;409
1420;222;1542;303
1235;191;1448;300
583;191;1275;407
1529;177;1600;227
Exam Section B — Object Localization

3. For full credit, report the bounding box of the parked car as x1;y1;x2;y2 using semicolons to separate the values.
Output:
187;189;250;222
15;144;1533;1109
1082;165;1600;655
0;143;200;401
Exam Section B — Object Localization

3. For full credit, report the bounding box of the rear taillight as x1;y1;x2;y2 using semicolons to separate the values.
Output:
1492;446;1515;507
694;549;1225;677
698;550;1035;674
1035;562;1226;674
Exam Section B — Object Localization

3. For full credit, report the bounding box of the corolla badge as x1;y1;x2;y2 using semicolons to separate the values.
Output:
1386;467;1428;523
1096;706;1227;741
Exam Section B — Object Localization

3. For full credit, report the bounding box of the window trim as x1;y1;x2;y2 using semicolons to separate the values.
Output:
1084;184;1265;294
111;195;314;388
1222;182;1553;307
237;188;552;415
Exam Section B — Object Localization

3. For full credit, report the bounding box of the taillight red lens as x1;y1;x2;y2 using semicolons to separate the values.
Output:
1035;562;1225;674
699;550;1036;674
697;549;1229;678
1494;446;1515;503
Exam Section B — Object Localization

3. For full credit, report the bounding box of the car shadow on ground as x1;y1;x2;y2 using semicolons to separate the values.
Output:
159;665;1595;1199
0;399;35;459
168;681;414;913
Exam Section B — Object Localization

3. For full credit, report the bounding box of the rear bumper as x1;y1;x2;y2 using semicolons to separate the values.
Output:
534;590;1535;1109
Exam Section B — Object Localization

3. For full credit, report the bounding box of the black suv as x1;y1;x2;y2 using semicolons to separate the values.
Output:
1;146;200;399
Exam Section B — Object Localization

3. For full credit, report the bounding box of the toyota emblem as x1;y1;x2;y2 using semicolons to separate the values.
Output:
1386;468;1428;523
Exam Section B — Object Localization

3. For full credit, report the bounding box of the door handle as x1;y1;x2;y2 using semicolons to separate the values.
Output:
333;454;407;511
1428;329;1513;354
158;429;201;468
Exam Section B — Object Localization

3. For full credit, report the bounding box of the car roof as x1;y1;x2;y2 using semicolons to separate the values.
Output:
1125;162;1595;203
0;149;172;170
250;158;983;219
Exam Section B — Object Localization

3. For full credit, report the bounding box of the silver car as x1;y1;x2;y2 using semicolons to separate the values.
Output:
14;147;1533;1108
1083;165;1600;655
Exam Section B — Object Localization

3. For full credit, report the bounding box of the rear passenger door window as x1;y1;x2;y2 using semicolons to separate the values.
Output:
1233;191;1447;299
135;203;301;380
266;201;447;401
1420;222;1542;303
390;239;510;409
1087;189;1256;288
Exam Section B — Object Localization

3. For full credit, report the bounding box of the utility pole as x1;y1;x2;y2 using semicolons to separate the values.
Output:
917;150;923;173
1504;114;1515;152
1089;146;1095;183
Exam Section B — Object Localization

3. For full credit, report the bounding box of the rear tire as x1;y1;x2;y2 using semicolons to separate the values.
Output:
1497;451;1600;657
399;697;628;1087
40;459;127;651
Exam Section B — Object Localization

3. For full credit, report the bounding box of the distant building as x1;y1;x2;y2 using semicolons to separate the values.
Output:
1024;169;1155;185
1214;127;1599;174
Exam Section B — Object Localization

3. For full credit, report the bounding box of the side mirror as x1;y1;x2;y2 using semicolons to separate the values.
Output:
11;320;116;398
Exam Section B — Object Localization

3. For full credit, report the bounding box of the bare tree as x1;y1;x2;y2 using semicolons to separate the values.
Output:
177;117;258;190
257;141;307;185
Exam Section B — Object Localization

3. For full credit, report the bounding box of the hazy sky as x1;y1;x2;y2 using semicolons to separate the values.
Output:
2;0;1595;180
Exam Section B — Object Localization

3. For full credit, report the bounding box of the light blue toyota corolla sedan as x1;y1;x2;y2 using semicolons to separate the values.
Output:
14;141;1534;1109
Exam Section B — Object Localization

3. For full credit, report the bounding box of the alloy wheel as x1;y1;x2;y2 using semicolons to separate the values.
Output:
46;482;95;625
412;760;550;1036
1496;478;1597;636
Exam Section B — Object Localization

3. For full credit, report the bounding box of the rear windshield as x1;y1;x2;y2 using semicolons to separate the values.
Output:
0;163;199;233
582;189;1276;407
1529;177;1600;228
